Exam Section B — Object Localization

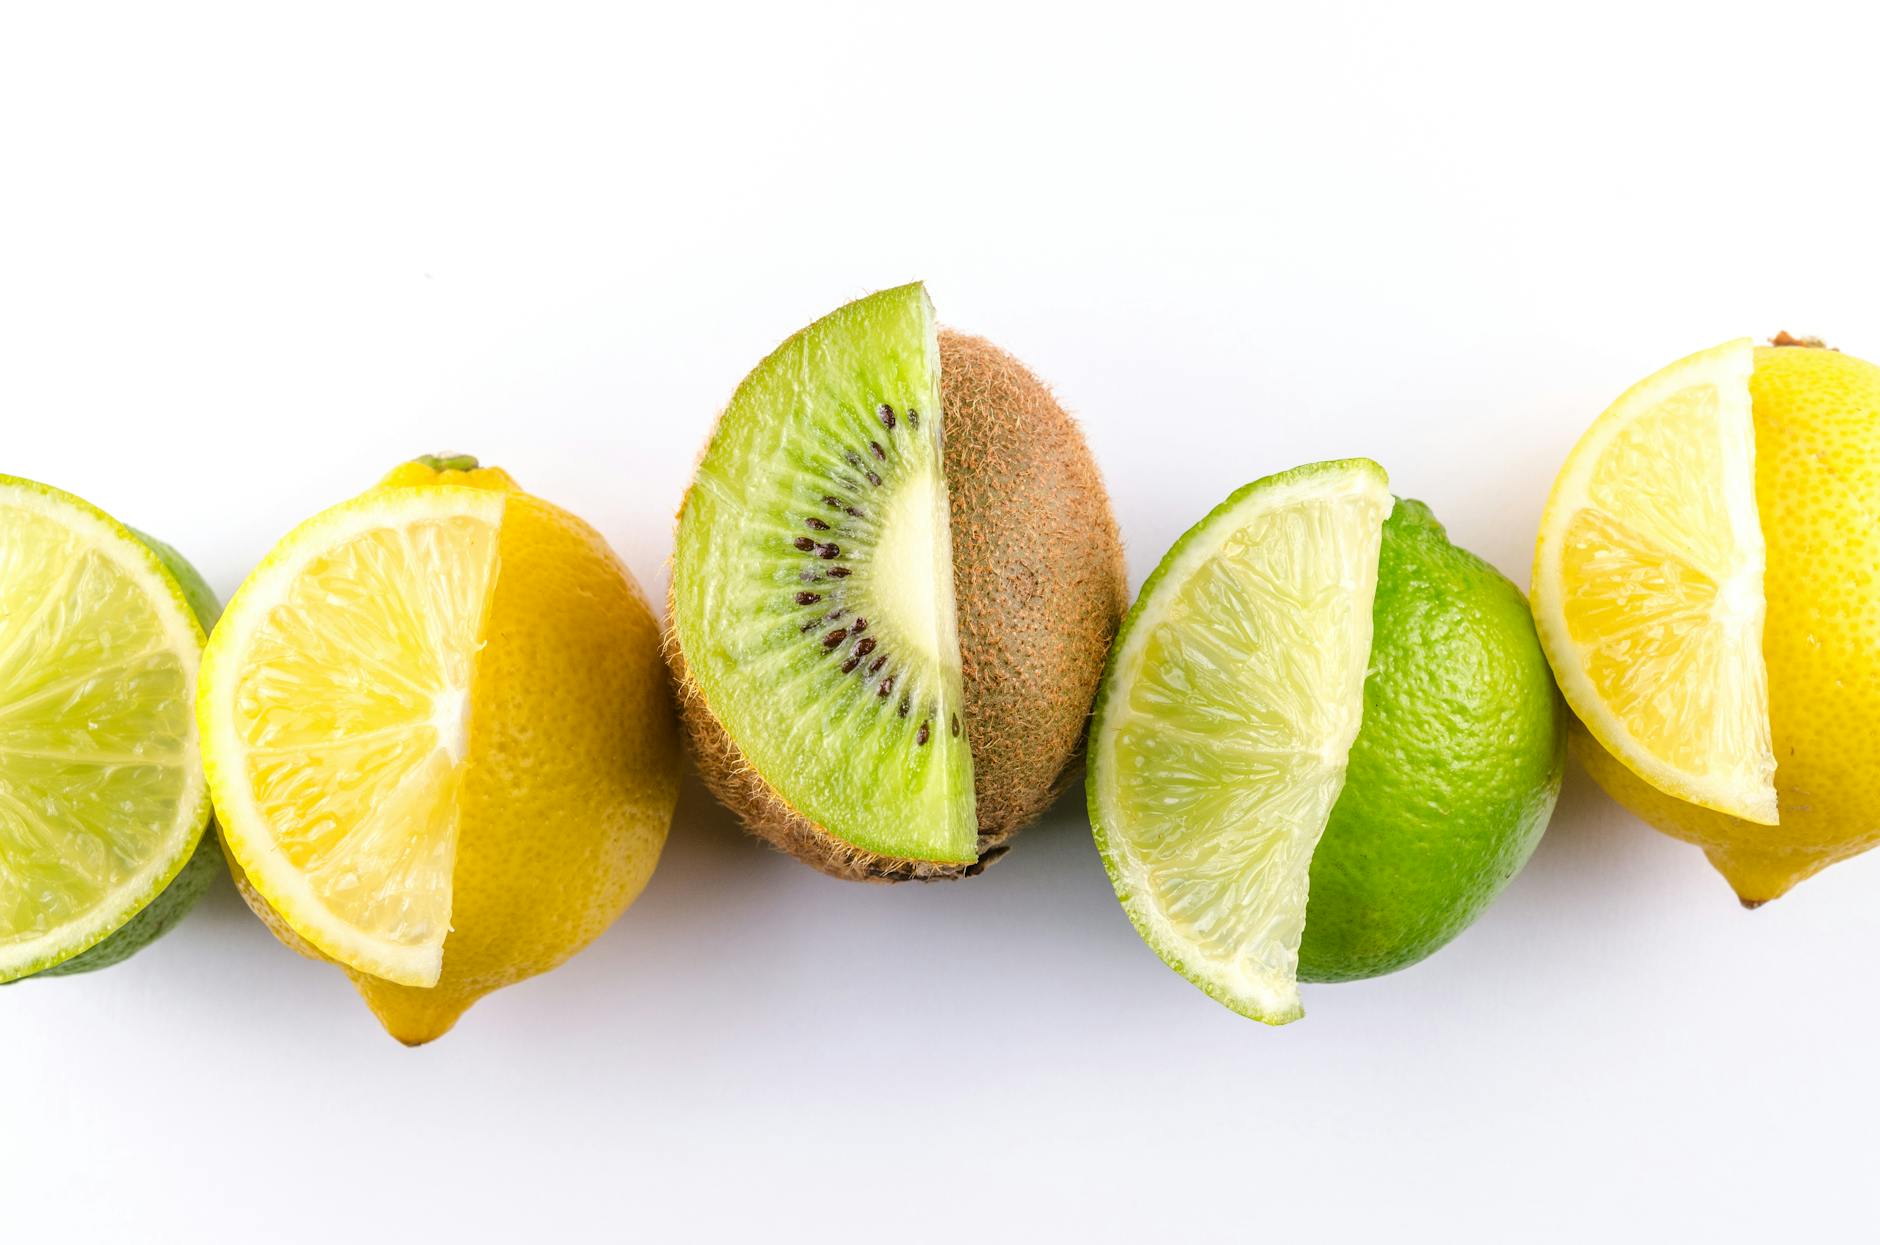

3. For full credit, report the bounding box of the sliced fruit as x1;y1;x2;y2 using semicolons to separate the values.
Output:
671;283;976;866
1531;339;1776;825
206;458;680;1043
0;476;211;982
199;486;505;987
1088;459;1392;1024
1566;340;1880;904
673;298;1127;882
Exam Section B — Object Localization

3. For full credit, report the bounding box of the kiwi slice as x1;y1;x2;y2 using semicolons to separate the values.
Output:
671;283;977;865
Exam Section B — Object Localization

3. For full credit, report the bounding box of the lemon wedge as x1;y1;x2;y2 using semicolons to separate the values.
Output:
1531;339;1777;825
198;486;503;987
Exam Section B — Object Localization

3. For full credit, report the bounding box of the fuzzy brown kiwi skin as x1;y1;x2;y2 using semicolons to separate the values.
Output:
941;330;1129;855
668;328;1128;882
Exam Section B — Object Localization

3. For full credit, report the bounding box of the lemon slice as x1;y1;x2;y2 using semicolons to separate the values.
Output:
1532;339;1776;824
198;486;504;986
1087;460;1391;1024
0;477;210;982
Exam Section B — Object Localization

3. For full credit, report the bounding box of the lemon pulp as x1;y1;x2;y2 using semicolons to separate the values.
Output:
1533;339;1776;824
201;487;503;987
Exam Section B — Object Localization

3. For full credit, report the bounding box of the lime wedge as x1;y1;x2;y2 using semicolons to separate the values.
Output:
0;477;212;981
1087;460;1391;1023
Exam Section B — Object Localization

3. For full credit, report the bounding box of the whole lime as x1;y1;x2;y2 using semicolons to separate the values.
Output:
1297;498;1564;983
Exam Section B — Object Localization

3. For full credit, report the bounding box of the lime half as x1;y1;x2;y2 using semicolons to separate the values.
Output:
0;477;212;981
1087;460;1391;1023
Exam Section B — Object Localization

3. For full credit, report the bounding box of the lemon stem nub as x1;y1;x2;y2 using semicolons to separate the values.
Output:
1769;332;1831;351
416;453;481;473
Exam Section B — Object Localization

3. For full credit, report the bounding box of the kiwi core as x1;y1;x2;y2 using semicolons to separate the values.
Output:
876;467;952;669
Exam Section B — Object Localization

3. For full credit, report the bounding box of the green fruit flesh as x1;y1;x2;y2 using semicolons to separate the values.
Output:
39;830;221;975
673;284;976;864
1299;499;1565;982
1089;460;1392;1024
36;528;224;977
0;479;214;982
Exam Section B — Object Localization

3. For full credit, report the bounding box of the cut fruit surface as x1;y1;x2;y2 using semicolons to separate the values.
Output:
0;477;210;982
1532;339;1776;825
1088;460;1391;1024
199;486;504;987
671;283;976;865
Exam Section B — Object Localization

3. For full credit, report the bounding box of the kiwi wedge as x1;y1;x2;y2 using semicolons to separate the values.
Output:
671;283;1125;880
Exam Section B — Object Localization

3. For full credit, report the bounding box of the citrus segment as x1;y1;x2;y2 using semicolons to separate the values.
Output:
1532;339;1775;824
200;487;503;987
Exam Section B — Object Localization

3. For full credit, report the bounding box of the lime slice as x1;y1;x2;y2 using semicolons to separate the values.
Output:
1531;339;1775;824
0;477;211;982
198;485;504;987
1087;460;1391;1023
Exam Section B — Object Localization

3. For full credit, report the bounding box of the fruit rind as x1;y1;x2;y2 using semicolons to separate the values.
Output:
1298;497;1565;982
38;832;224;976
1088;458;1391;1024
939;330;1129;861
197;484;506;987
0;476;212;982
1530;338;1777;825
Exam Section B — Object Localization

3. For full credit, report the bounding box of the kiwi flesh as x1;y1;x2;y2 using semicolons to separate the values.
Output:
670;283;1126;881
672;284;977;872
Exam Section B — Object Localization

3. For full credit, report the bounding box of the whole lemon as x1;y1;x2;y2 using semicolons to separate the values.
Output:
1577;342;1880;904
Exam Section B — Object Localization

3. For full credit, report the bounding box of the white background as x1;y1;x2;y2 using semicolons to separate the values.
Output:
4;2;1879;1240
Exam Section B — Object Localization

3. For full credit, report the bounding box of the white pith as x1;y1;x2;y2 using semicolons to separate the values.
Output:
874;465;948;669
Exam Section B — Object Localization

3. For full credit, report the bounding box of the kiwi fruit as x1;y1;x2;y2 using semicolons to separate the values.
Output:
669;283;1126;881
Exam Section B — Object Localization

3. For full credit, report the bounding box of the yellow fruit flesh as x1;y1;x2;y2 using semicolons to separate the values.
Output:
1534;340;1776;825
1580;345;1880;902
204;489;504;987
0;485;206;978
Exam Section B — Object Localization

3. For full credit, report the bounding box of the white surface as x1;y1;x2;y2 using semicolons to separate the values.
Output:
5;3;1880;1240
